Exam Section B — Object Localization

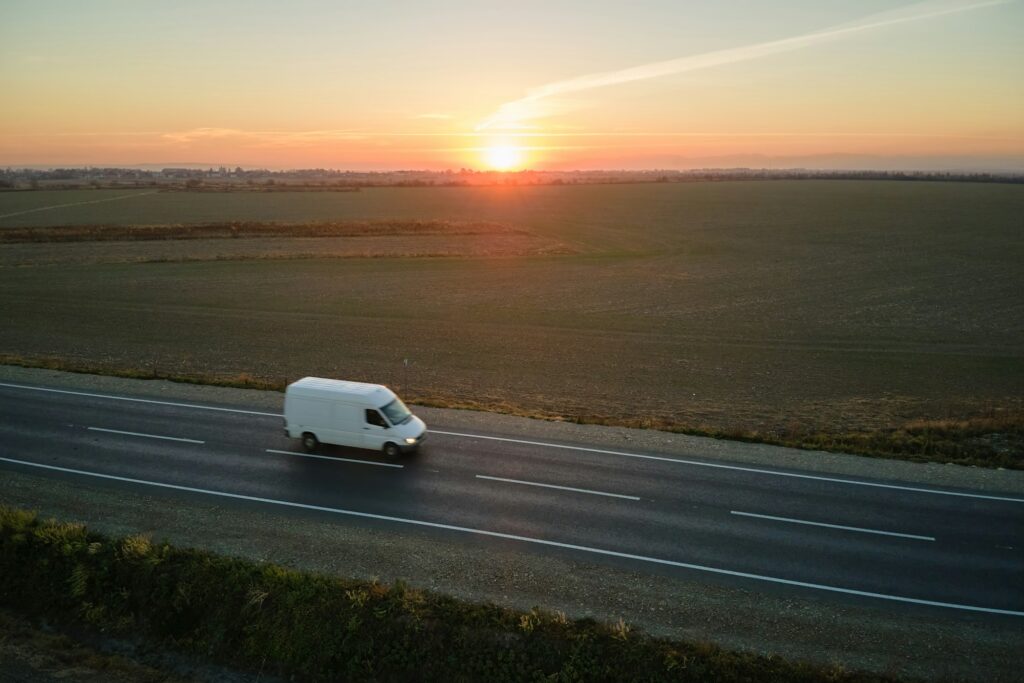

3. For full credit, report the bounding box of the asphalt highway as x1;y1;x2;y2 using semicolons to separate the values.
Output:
1;379;1022;618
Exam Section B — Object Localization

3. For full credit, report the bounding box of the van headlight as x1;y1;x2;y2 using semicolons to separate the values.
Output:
404;437;417;444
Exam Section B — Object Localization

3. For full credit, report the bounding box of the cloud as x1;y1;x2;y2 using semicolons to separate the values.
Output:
161;127;369;146
412;113;453;120
162;128;243;143
476;0;1010;130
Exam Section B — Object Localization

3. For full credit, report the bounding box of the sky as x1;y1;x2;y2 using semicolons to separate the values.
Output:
1;0;1023;171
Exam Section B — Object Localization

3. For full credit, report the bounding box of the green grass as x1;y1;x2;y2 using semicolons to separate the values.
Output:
0;505;894;682
0;181;1021;460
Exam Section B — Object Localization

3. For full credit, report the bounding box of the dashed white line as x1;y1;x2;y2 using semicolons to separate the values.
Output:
265;448;403;468
730;510;935;541
1;455;1021;617
87;426;204;444
476;474;639;500
433;430;1024;504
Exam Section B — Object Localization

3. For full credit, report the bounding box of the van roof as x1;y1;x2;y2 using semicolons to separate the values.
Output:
286;376;396;404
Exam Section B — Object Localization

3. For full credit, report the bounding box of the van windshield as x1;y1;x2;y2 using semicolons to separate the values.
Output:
380;398;412;425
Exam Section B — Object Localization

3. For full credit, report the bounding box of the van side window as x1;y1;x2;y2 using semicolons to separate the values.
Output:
365;409;388;428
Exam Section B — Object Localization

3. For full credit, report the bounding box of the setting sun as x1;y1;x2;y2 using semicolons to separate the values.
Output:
2;2;1023;679
483;144;525;171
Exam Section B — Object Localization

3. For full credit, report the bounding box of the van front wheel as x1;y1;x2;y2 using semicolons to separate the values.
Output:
301;433;319;453
383;442;401;458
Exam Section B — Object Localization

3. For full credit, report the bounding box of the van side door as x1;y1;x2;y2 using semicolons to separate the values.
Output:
329;402;362;449
362;408;390;450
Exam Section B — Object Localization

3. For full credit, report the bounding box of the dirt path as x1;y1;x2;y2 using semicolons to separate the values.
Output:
0;191;157;221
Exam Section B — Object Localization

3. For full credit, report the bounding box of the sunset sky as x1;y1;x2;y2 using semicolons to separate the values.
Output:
2;0;1022;171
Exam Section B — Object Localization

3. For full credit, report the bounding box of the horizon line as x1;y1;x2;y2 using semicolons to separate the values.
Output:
4;164;1023;175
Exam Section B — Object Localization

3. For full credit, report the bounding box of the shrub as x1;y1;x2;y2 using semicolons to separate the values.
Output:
0;506;890;682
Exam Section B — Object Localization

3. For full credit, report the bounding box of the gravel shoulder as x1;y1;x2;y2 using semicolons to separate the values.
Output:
2;365;1023;681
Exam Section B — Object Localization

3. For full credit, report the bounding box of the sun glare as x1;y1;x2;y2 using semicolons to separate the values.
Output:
483;144;525;171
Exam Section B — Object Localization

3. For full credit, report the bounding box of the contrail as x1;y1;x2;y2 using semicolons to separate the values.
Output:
476;0;1009;130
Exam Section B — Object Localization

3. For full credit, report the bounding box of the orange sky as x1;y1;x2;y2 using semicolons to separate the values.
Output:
2;0;1022;170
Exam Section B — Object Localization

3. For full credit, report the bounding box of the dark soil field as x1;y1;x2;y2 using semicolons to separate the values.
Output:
1;181;1021;462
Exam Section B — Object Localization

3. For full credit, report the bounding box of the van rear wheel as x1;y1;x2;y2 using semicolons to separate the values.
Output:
301;433;319;453
383;442;401;458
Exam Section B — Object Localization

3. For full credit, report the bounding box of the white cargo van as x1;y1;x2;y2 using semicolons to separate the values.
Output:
284;377;426;456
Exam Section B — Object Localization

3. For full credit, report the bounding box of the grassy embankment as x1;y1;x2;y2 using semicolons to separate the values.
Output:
0;506;892;682
2;353;1020;469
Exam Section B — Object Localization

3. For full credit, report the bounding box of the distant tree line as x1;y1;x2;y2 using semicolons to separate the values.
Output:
1;166;1022;191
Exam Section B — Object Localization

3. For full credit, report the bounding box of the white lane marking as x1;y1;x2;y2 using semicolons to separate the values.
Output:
0;381;279;417
0;190;158;220
2;381;1021;504
265;448;402;469
476;474;639;500
87;426;204;444
1;455;1021;617
433;430;1024;504
730;510;935;541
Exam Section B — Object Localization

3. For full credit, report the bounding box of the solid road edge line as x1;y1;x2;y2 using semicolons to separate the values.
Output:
475;474;640;500
265;448;403;468
1;455;1021;617
730;510;936;541
87;426;205;445
0;381;280;417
